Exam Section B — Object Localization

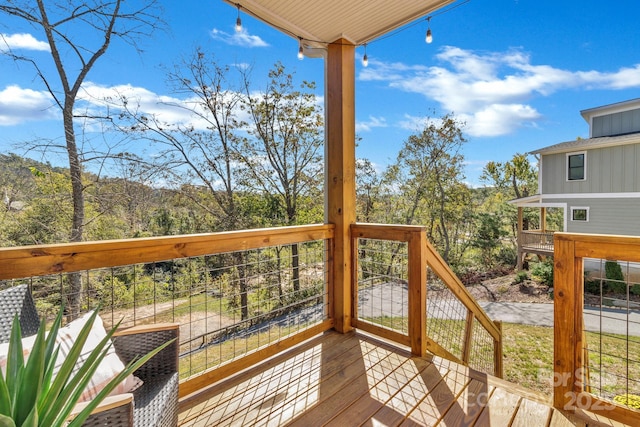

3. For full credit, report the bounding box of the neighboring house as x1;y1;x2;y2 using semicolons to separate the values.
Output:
511;98;640;269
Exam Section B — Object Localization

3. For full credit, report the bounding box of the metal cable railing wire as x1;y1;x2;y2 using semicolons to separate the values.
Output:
583;258;640;406
2;239;330;380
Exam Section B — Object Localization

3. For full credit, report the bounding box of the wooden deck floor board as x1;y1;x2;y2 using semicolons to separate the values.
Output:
180;332;358;426
511;398;552;427
248;336;374;425
178;330;626;427
438;379;494;426
253;336;390;427
324;356;427;426
366;359;444;427
474;387;521;426
285;341;403;426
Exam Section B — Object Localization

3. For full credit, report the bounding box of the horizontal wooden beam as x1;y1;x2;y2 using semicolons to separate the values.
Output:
352;320;410;347
0;224;334;280
351;223;426;242
556;232;640;262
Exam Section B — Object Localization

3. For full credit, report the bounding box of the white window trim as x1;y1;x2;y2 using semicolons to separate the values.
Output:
570;206;590;222
566;151;587;182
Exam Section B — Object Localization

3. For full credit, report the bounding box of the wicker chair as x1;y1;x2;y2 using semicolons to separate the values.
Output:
0;284;179;427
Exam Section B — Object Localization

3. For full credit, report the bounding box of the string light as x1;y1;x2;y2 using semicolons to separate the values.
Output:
228;0;471;57
362;44;369;67
235;4;242;32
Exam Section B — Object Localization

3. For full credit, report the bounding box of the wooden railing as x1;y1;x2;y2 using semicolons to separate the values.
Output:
351;223;503;377
521;229;555;251
0;222;503;400
0;225;333;280
0;225;335;398
554;232;640;425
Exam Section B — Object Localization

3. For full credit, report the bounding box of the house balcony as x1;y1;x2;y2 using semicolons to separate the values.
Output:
516;230;556;270
1;225;638;426
520;229;555;254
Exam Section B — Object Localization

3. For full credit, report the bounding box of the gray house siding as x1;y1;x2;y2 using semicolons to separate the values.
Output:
592;108;640;137
541;144;640;194
550;197;640;236
517;100;640;253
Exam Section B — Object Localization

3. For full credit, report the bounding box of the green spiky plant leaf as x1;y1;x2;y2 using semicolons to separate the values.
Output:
0;308;174;427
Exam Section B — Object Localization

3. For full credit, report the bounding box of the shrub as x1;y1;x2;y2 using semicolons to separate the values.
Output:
584;272;601;295
584;279;601;295
604;261;625;294
531;259;554;287
496;246;517;268
614;394;640;409
514;270;529;284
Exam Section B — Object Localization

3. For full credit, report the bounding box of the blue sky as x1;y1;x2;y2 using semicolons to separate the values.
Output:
1;0;640;186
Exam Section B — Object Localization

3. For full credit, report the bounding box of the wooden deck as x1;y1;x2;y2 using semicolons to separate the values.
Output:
178;331;620;427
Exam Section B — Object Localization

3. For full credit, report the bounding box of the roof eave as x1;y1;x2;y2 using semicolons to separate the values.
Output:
531;133;640;156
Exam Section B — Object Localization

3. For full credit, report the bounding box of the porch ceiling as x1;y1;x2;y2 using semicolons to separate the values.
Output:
222;0;457;47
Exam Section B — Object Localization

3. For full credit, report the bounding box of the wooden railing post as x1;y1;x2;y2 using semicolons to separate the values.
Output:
408;228;427;356
461;310;474;364
553;234;582;410
493;320;503;378
326;38;356;334
517;207;524;270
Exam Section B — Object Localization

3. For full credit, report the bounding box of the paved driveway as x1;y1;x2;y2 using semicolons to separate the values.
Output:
357;283;640;337
479;301;640;337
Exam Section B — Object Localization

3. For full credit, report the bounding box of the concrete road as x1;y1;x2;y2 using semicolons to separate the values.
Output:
479;301;640;337
357;283;640;337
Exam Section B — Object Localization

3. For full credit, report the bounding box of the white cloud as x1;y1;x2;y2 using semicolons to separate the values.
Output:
210;28;268;48
77;82;274;136
458;104;541;137
356;116;387;133
1;33;50;52
79;82;235;130
359;59;428;82
0;85;57;125
397;114;444;132
233;62;251;70
362;46;640;137
0;81;255;133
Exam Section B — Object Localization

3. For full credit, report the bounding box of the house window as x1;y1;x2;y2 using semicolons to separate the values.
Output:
571;207;589;222
567;152;586;181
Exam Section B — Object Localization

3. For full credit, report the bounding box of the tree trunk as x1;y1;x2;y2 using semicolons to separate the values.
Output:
276;246;283;304
291;243;300;293
64;102;84;320
234;252;249;320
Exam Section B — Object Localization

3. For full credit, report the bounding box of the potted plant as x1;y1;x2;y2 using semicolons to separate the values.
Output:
0;308;171;427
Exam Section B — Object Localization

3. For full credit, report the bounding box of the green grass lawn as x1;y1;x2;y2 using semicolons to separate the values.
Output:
502;323;555;393
352;316;640;401
503;323;640;401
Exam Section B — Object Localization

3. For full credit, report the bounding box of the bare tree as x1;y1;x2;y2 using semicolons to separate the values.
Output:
239;62;324;293
117;48;252;318
0;0;163;316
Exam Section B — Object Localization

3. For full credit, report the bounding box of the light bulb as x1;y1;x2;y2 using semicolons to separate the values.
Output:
297;39;304;60
235;5;242;32
362;44;369;67
426;28;433;44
